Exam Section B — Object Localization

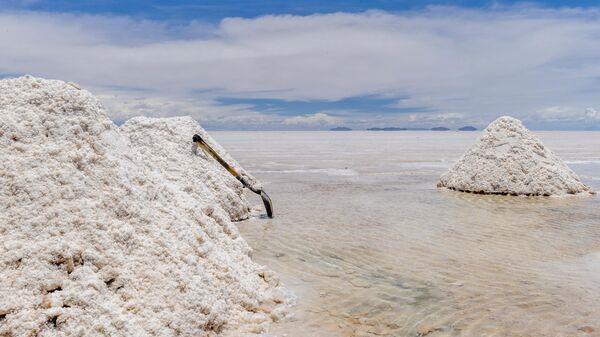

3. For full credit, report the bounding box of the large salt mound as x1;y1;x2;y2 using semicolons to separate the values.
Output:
121;116;255;222
438;116;594;196
0;76;285;337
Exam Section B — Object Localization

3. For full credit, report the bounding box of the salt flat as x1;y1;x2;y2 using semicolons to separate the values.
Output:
215;130;600;337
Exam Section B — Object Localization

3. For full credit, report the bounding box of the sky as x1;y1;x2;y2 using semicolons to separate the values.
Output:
1;1;600;130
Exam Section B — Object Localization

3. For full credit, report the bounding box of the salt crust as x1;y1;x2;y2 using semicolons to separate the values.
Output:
438;116;594;196
0;76;285;337
121;116;256;222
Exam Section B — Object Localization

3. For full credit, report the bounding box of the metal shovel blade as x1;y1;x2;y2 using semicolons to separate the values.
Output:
260;190;274;218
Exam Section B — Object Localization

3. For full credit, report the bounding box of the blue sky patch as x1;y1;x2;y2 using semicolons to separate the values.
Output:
0;72;25;79
216;95;435;116
4;1;600;22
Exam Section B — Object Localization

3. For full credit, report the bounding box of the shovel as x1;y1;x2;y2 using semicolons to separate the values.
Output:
193;134;273;218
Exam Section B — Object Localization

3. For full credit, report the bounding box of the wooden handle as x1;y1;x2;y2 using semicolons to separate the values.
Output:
193;134;240;178
193;134;273;218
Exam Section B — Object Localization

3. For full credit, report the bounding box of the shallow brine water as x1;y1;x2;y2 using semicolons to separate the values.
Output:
213;131;600;337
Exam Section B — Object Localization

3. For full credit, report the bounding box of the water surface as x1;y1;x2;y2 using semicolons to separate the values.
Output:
213;131;600;337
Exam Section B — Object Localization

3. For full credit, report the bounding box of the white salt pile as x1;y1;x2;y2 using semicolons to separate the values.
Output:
0;76;285;337
438;116;594;196
122;116;258;222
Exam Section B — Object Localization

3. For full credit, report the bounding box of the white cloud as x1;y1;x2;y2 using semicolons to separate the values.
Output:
534;106;582;121
585;107;600;120
1;7;600;128
282;112;342;127
407;112;463;121
530;105;600;124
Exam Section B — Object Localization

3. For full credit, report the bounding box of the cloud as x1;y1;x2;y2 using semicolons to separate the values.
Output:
1;7;600;129
282;112;342;127
534;106;582;122
407;112;464;122
585;107;600;120
532;105;600;122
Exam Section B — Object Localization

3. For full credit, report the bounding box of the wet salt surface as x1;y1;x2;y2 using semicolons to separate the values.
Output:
213;131;600;337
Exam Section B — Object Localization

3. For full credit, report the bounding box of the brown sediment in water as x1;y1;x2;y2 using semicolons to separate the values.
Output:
441;186;553;196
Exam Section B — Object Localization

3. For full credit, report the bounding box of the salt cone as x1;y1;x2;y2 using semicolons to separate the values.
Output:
438;116;594;196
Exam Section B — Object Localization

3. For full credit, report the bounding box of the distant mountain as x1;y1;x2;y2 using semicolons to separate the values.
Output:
431;126;450;131
367;127;407;131
330;126;352;131
458;125;477;131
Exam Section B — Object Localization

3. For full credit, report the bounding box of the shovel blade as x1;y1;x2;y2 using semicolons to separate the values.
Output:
260;190;274;218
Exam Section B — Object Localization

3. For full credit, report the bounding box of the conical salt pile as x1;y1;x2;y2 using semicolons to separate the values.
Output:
0;76;285;337
438;116;594;196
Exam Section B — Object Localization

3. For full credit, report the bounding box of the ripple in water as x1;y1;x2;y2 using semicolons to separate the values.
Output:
213;131;600;337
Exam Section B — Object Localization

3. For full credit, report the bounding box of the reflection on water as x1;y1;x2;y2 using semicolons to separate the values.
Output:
213;131;600;337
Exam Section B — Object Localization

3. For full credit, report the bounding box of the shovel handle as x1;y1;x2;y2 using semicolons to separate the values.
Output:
193;134;240;178
193;134;256;190
193;134;274;218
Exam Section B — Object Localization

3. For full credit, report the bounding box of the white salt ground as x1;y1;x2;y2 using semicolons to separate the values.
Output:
0;76;286;337
438;116;594;196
